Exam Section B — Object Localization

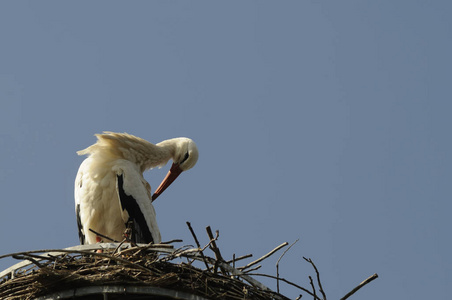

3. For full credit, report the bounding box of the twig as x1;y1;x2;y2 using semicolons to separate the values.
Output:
6;249;151;273
226;253;253;264
200;230;219;253
186;222;210;271
89;228;118;242
276;239;299;293
206;226;223;261
303;257;327;300
14;253;57;263
232;253;235;269
206;226;227;275
241;264;262;274
115;243;174;257
12;255;46;270
113;238;129;255
160;239;183;244
239;242;288;271
186;222;202;248
247;273;322;300
340;273;379;300
205;258;274;292
309;276;317;300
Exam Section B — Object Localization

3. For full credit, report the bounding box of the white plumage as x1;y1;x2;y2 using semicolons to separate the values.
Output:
75;132;198;245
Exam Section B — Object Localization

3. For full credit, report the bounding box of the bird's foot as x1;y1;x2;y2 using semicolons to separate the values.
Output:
96;236;103;253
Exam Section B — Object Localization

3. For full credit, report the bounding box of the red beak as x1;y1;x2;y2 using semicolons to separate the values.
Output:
151;163;183;202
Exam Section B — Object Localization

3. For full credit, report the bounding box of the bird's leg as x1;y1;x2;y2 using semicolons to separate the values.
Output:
95;236;103;253
123;226;132;242
124;221;137;247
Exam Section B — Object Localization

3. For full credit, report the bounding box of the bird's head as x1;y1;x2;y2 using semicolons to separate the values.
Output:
173;138;199;171
152;138;198;201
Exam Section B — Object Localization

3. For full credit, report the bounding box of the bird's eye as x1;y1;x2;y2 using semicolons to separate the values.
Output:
180;152;190;164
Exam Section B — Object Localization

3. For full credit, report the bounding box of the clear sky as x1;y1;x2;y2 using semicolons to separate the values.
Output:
0;1;450;299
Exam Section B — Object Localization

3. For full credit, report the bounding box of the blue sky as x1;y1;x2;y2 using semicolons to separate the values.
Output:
0;1;451;299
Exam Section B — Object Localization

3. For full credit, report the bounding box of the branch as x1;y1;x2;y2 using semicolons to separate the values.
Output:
247;273;322;300
241;264;262;273
239;242;288;271
205;226;228;275
206;226;223;260
7;249;152;273
160;239;183;244
303;257;327;300
186;222;210;270
226;253;253;264
89;228;118;242
309;276;317;300
340;273;379;300
12;255;46;269
276;239;299;293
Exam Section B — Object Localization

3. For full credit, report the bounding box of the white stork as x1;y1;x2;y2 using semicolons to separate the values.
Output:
74;132;199;245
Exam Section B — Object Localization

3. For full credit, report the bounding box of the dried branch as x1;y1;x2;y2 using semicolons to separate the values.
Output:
247;273;322;300
114;243;173;256
12;255;46;270
113;238;130;254
205;226;223;261
206;226;229;275
239;242;288;271
276;239;299;293
309;276;317;300
186;222;210;270
241;264;262;274
160;239;183;244
340;273;379;300
226;253;253;264
303;257;327;300
88;228;118;242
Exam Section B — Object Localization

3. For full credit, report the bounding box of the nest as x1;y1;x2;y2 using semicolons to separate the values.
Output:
0;226;296;300
0;225;378;300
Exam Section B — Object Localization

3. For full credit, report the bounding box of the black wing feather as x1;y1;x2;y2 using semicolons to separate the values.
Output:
76;204;85;245
117;174;154;244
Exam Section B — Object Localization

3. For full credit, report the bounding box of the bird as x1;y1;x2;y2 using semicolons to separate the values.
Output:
74;132;199;245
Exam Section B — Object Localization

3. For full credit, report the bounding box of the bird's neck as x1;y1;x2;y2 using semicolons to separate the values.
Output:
141;141;176;171
84;133;177;172
117;138;176;172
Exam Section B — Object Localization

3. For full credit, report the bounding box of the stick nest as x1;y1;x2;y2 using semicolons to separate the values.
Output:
0;225;378;300
0;226;291;300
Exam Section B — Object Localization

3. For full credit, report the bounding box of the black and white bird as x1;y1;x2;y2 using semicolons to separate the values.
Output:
75;132;199;245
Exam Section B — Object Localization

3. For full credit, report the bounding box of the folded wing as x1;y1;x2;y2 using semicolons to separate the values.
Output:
116;173;161;244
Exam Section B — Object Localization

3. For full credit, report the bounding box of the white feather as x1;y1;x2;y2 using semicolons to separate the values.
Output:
74;132;198;245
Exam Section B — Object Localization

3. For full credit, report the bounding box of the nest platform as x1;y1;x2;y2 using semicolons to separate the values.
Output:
0;241;291;300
